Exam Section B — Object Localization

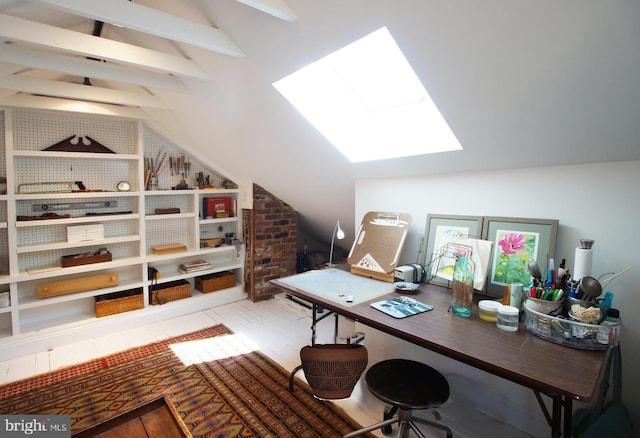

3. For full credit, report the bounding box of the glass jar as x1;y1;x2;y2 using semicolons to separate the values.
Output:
451;255;475;317
497;305;520;331
479;300;501;322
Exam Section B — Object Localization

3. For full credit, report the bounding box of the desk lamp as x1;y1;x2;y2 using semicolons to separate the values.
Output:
327;220;345;268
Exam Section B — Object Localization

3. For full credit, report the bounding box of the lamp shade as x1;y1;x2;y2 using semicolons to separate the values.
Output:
328;220;345;267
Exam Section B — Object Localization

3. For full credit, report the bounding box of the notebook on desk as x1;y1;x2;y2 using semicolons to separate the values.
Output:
371;296;433;318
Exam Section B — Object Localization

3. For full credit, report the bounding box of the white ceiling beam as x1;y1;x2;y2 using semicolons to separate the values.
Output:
30;0;245;57
0;89;15;99
0;93;150;119
0;75;168;108
0;0;21;7
0;14;209;79
236;0;297;22
0;44;189;92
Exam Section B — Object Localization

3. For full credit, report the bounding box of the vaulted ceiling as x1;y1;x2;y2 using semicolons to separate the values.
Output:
1;0;639;247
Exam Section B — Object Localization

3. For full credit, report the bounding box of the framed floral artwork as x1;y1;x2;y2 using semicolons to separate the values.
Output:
481;217;558;297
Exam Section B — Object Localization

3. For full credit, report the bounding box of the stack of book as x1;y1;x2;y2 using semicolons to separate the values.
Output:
178;259;212;274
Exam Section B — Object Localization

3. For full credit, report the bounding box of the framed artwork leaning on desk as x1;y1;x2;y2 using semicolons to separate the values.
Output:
422;214;483;287
482;216;558;297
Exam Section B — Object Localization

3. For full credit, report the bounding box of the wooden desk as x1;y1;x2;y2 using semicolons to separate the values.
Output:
272;269;610;438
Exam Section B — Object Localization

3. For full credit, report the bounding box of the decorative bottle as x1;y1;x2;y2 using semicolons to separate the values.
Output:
451;254;475;317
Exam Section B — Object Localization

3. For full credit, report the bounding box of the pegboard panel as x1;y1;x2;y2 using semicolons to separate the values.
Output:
16;196;138;218
16;219;139;247
199;221;237;241
0;201;6;222
14;156;137;193
0;314;10;336
12;110;137;155
143;126;233;190
0;232;8;275
145;217;194;253
145;193;193;215
0;111;6;175
17;225;66;247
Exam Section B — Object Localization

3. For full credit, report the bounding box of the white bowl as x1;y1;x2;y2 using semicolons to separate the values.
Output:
524;297;563;316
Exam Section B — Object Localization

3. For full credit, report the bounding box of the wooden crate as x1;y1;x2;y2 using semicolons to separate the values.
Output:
95;288;144;317
151;279;191;305
195;271;235;293
38;273;118;298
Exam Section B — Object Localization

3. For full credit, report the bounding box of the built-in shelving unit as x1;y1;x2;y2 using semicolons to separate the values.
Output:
0;108;246;359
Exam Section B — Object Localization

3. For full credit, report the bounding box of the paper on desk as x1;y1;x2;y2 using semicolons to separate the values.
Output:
437;237;493;291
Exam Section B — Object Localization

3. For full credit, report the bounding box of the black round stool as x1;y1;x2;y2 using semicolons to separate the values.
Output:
344;359;452;438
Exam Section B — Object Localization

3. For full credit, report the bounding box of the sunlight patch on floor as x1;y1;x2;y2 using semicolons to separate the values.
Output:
170;333;259;365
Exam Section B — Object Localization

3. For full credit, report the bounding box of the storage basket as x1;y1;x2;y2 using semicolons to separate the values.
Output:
151;279;192;305
95;288;144;317
300;344;368;399
195;271;235;293
523;300;621;350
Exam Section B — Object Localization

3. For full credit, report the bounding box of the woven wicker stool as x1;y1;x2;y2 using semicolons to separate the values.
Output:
289;344;368;399
344;358;452;438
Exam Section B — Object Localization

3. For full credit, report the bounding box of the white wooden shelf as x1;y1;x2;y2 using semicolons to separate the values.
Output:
16;213;140;227
17;279;145;309
12;150;139;160
145;212;196;221
200;216;240;225
17;235;141;254
0;107;246;357
14;191;141;201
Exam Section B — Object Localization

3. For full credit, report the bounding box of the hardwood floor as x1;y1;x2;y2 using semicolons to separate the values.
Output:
0;294;536;438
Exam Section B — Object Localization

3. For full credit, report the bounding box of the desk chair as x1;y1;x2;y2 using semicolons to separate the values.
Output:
344;359;452;438
289;344;368;399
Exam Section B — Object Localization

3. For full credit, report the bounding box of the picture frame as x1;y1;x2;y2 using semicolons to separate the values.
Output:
422;214;483;287
481;216;558;297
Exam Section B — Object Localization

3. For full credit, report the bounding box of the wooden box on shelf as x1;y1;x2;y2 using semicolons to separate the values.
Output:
62;251;112;268
152;243;187;255
155;208;180;215
195;271;235;293
38;273;119;299
200;238;221;248
95;288;144;317
151;279;192;305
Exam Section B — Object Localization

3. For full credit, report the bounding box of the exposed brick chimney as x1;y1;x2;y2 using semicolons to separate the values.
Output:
246;184;297;301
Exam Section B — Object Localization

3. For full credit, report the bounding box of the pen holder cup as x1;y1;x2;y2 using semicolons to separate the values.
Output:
524;297;563;316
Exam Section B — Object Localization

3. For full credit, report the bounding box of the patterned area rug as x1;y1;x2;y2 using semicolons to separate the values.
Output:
0;324;371;437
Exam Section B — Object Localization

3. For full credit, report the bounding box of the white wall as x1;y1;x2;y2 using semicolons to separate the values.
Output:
355;160;640;434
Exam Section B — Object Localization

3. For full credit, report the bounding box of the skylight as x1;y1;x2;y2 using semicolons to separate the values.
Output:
273;27;462;163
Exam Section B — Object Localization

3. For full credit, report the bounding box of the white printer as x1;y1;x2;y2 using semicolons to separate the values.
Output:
394;264;425;283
